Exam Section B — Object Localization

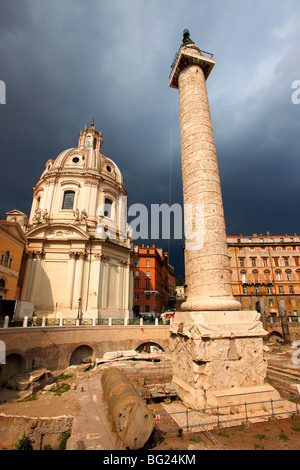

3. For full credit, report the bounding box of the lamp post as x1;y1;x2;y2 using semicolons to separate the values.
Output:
77;297;82;323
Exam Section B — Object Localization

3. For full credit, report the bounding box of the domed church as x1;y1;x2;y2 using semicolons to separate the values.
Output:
18;124;135;321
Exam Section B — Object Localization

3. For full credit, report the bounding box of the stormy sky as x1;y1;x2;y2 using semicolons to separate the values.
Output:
0;0;300;278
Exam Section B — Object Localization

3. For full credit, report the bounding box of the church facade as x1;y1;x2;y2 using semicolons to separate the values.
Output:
18;124;136;320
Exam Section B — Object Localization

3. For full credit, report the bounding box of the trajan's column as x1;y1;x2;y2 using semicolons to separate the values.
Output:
169;30;282;412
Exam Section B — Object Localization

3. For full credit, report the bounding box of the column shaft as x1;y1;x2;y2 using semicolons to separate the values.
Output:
72;253;85;306
178;63;240;311
65;253;76;308
29;253;43;304
20;255;33;301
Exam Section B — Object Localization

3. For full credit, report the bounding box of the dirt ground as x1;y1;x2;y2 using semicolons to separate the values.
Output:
146;402;300;451
0;374;79;419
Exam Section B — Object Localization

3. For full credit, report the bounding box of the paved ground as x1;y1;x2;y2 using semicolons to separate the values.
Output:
67;369;124;450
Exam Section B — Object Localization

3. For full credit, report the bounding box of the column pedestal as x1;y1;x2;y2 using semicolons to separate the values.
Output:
170;310;282;412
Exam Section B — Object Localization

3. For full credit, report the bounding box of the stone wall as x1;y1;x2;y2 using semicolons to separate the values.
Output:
266;322;300;342
0;326;170;386
0;414;73;450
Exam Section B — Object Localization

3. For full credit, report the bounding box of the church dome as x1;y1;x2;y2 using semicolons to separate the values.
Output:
28;124;127;228
39;123;124;187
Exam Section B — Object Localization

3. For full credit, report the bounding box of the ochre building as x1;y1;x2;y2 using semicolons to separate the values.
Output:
0;221;27;300
228;233;300;318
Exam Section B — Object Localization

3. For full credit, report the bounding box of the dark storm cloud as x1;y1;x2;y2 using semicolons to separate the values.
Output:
1;0;300;277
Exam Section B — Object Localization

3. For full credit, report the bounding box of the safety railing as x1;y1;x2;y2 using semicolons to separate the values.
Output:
0;315;171;328
154;397;300;435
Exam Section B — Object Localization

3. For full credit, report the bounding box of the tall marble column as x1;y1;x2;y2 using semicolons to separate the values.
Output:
168;30;281;412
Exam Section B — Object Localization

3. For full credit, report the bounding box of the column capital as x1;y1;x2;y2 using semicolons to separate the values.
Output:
101;254;110;263
169;42;215;89
84;178;99;187
69;251;87;260
77;251;87;260
119;259;130;267
30;250;45;260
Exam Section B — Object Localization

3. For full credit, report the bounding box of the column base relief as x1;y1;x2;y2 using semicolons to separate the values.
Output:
170;310;286;414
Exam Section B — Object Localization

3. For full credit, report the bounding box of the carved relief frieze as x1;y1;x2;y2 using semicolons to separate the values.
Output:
46;229;73;239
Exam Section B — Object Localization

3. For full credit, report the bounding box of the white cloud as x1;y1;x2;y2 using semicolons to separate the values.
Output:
272;17;299;38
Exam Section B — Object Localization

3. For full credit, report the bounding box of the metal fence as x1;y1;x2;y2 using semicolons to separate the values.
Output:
121;368;300;439
154;397;300;436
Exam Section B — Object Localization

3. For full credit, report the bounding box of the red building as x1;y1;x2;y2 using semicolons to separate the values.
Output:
133;244;176;317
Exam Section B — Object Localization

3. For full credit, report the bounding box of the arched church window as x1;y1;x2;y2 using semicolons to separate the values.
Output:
62;191;75;210
104;198;113;218
86;136;91;148
0;278;6;288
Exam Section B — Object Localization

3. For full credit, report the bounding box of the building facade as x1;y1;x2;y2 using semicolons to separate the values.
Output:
228;233;300;318
17;124;135;320
133;244;176;316
0;221;27;300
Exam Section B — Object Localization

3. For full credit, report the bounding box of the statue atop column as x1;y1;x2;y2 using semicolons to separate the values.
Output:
182;28;195;45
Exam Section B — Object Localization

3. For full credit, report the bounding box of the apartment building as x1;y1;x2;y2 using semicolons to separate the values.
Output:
133;244;176;316
0;221;27;300
228;233;300;317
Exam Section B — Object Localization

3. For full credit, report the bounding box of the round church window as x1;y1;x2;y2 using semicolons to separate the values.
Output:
72;157;80;163
106;165;112;172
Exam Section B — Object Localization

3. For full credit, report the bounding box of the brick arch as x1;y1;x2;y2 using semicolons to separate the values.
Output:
268;331;283;343
69;344;94;366
135;341;165;354
0;352;26;387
